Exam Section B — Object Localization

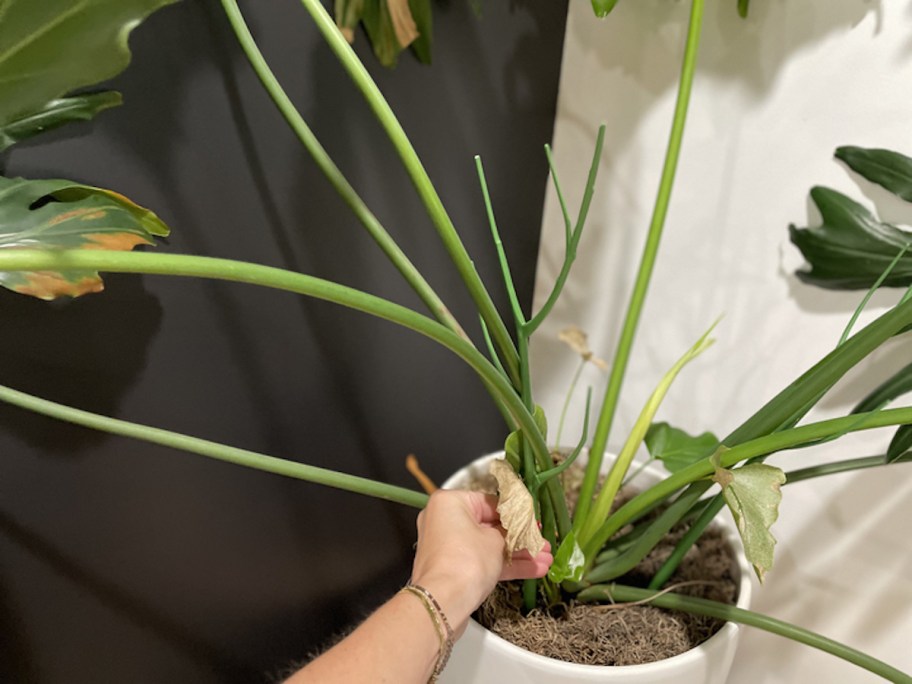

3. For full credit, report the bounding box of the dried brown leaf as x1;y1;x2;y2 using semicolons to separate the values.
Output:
489;459;546;559
558;325;608;370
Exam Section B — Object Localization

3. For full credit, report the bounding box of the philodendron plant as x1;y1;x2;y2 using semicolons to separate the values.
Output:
0;0;910;680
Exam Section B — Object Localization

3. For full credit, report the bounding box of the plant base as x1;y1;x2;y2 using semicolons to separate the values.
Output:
438;452;752;683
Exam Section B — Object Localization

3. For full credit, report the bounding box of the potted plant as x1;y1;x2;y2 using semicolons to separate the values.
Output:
0;0;909;681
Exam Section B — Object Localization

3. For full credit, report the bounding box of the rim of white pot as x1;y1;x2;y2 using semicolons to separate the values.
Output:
442;451;753;675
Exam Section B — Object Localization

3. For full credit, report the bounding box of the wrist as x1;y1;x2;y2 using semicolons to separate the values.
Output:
409;571;487;638
402;582;455;680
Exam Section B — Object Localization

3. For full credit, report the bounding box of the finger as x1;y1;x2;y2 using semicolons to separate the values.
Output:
499;551;554;581
463;491;501;525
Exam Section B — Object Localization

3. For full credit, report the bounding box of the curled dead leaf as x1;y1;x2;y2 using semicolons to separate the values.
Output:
489;458;546;560
558;325;608;370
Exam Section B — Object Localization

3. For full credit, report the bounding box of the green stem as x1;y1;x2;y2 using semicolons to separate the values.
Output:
555;359;586;448
526;125;606;335
295;0;520;384
786;453;910;482
580;0;706;525
647;489;720;590
219;0;464;340
584;482;704;582
0;383;428;508
645;453;912;589
487;161;573;544
221;0;517;460
476;156;525;330
587;292;912;567
587;406;912;555
0;249;550;469
544;143;573;244
578;584;912;683
839;244;909;346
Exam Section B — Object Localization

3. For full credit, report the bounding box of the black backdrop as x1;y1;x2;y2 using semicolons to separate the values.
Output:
0;1;567;681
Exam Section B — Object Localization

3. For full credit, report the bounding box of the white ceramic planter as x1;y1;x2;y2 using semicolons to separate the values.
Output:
438;452;752;684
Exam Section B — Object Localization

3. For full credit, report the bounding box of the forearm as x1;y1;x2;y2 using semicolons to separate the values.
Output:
286;590;445;683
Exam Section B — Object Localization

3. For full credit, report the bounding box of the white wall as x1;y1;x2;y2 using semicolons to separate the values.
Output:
532;1;912;680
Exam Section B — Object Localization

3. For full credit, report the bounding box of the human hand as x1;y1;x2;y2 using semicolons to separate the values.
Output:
409;489;553;638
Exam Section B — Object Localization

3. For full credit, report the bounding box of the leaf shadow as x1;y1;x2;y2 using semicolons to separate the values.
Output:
0;507;250;679
561;0;882;171
0;274;162;453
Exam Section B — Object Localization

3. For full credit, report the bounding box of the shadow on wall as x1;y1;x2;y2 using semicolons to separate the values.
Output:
562;0;881;148
0;563;38;684
731;463;912;680
0;507;256;680
0;275;162;453
571;0;881;94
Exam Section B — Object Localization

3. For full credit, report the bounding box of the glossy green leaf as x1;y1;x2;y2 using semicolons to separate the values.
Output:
887;425;912;463
852;361;912;414
790;187;912;290
0;177;169;300
0;92;122;152
737;0;750;18
712;453;785;583
0;0;176;131
591;0;620;19
645;422;719;473
836;146;912;203
547;529;585;583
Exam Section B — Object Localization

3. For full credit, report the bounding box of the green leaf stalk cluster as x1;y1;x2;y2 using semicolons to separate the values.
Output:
0;1;910;680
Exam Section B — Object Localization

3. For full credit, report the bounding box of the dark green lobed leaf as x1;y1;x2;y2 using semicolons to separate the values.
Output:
0;0;177;131
0;92;123;153
790;186;912;289
836;146;912;203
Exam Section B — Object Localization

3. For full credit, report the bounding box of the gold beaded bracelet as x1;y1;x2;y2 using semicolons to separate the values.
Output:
402;582;454;682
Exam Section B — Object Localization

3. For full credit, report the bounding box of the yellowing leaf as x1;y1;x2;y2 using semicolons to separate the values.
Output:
489;458;546;559
12;272;103;299
0;177;170;300
712;453;786;583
